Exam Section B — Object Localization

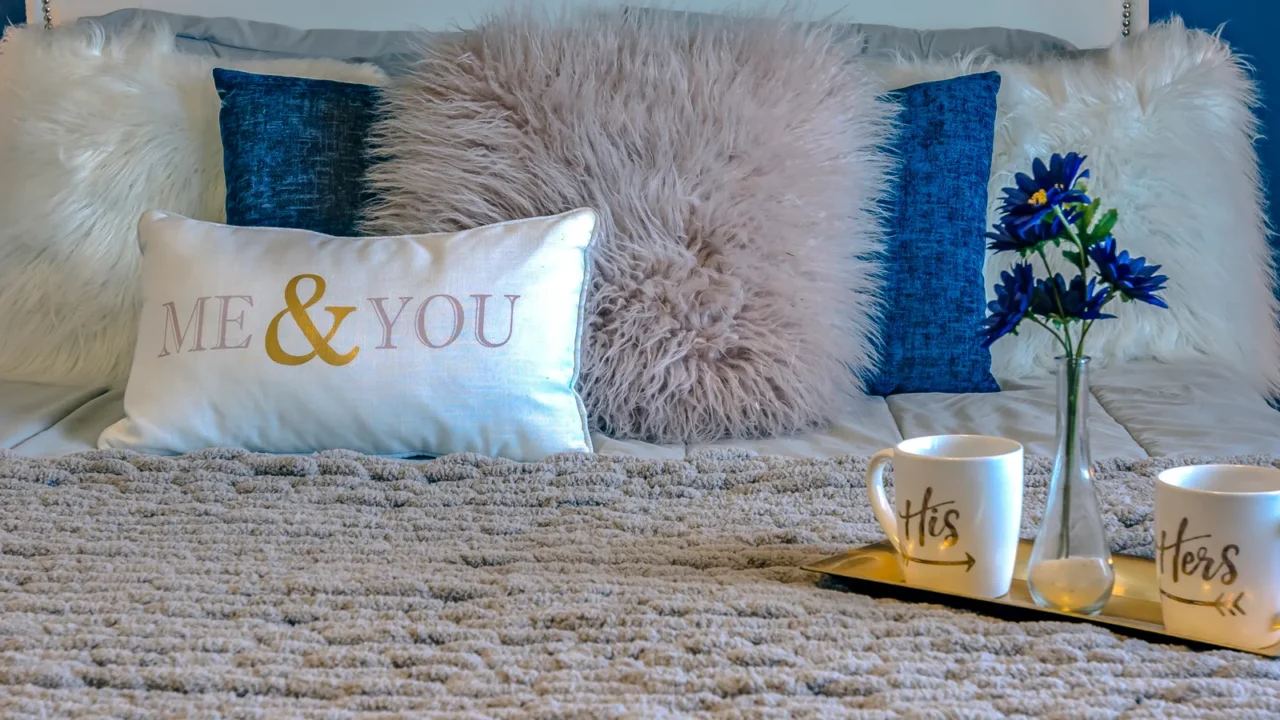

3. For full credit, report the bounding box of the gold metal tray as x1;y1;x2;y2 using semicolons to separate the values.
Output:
804;540;1279;657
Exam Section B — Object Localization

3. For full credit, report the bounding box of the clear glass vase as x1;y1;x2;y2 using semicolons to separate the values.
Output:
1026;356;1115;615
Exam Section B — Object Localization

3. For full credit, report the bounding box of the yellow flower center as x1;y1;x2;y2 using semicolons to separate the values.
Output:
1029;189;1049;206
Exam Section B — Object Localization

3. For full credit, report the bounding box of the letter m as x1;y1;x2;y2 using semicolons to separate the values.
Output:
158;297;210;358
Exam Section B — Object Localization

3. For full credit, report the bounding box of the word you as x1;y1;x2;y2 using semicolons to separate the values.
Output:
158;273;521;366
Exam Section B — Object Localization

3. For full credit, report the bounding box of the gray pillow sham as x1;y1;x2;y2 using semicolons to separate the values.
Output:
77;7;1074;74
624;8;1076;59
74;8;441;74
849;23;1077;58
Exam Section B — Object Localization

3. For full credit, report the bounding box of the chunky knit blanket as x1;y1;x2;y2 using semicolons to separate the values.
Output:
0;449;1277;718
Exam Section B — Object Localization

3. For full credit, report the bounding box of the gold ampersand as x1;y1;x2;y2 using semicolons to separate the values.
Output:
266;274;360;366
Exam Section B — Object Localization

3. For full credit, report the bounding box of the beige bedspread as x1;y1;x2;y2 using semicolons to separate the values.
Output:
0;448;1275;716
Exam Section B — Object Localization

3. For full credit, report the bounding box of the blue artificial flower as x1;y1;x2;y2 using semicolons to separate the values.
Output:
986;218;1054;254
981;263;1037;347
1031;274;1116;321
996;152;1091;235
1086;237;1169;309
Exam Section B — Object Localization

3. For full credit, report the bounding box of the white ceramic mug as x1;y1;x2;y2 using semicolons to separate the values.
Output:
866;435;1024;598
1155;465;1280;650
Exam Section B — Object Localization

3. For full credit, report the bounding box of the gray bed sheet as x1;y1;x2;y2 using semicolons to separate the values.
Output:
4;361;1278;460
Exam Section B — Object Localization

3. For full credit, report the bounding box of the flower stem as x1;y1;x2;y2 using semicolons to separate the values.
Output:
1049;205;1104;359
1074;290;1114;357
1060;358;1081;558
1053;205;1091;279
1034;248;1074;350
1047;208;1097;561
1027;315;1072;358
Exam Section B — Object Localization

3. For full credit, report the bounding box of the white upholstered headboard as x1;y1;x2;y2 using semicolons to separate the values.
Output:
29;0;1150;50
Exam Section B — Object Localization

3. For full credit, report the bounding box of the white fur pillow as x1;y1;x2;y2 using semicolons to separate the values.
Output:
0;21;385;387
877;19;1278;393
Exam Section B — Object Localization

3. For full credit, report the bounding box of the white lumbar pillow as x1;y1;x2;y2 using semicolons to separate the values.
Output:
875;19;1279;393
99;210;597;460
0;20;385;388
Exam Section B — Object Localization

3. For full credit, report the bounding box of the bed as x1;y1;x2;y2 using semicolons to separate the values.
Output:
9;4;1280;717
6;0;1278;464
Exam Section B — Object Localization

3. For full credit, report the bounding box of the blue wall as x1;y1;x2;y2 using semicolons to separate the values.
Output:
1;0;24;27
1149;0;1277;239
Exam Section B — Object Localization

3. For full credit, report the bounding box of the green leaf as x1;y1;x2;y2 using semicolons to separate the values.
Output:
1078;199;1101;233
1080;197;1100;225
1062;250;1083;266
1090;209;1119;243
1074;216;1090;237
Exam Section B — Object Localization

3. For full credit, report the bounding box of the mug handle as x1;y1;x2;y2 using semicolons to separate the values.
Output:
1275;519;1280;635
866;448;902;554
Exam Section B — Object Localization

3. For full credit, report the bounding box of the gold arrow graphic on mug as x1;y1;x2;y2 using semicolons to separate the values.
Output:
1160;589;1247;617
901;551;976;572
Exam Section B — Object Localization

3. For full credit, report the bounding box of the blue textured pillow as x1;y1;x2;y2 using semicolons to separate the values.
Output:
214;68;380;237
866;71;1002;396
